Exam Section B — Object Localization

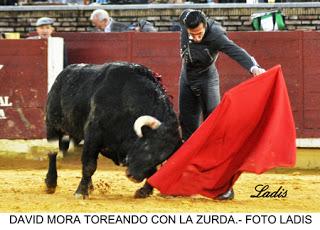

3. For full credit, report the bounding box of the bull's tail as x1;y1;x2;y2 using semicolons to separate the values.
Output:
45;152;58;194
45;66;69;140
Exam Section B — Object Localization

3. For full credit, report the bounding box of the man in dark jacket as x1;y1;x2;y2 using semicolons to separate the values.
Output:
179;9;265;140
178;10;265;200
90;9;128;32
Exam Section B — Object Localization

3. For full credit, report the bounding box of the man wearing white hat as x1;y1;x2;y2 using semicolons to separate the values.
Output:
28;17;55;39
28;17;68;67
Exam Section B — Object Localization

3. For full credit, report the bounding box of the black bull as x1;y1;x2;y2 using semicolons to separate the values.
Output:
45;62;182;199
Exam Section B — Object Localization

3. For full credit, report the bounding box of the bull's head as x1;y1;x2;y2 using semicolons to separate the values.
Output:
125;115;181;183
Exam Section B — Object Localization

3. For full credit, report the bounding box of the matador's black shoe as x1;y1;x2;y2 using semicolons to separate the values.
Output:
216;188;234;200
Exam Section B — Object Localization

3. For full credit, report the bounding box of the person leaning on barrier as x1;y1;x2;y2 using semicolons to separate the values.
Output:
129;19;158;32
178;9;266;200
90;9;129;32
27;17;68;68
28;17;55;40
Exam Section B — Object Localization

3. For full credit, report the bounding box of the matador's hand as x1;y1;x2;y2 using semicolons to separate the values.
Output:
251;66;266;76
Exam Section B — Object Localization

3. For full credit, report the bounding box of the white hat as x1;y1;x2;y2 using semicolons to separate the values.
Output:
36;17;55;27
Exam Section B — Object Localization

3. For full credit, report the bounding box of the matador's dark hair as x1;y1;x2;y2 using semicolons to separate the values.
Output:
181;10;207;29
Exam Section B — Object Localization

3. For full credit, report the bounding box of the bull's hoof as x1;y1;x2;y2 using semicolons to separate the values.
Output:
46;187;56;194
45;178;57;194
134;187;153;199
88;181;94;193
89;184;94;193
74;193;89;200
75;182;90;199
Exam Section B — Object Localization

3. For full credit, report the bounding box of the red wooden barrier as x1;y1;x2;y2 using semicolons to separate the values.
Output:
1;31;320;139
0;40;48;139
302;32;320;137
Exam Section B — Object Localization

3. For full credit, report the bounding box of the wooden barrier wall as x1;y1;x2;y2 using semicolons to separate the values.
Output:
0;31;319;139
0;40;48;139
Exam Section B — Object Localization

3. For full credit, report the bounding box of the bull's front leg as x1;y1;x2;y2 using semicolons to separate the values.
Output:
134;182;154;198
74;141;99;199
134;167;156;198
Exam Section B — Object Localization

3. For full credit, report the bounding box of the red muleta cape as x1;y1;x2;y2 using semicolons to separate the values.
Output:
148;65;296;199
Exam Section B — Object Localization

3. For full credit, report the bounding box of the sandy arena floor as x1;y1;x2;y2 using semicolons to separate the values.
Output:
0;145;319;213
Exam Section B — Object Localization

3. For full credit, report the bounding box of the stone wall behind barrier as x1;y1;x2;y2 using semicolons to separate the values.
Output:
1;3;320;35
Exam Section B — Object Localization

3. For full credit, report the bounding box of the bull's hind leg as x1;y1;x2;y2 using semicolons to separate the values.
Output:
134;167;156;198
45;152;58;194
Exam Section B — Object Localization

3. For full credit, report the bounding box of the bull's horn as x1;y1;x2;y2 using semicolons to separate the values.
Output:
134;115;161;138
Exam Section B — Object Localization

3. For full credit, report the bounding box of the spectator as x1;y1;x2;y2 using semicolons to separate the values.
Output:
27;17;68;67
168;0;185;3
90;9;128;32
218;0;246;2
0;0;17;5
108;0;148;3
170;21;181;31
129;19;158;32
28;17;55;39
